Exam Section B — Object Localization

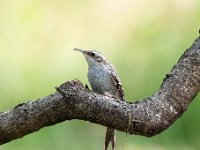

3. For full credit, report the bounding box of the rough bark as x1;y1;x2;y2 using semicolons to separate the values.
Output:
1;36;200;145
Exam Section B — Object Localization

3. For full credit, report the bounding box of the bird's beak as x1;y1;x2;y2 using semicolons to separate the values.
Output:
74;48;92;58
74;48;85;53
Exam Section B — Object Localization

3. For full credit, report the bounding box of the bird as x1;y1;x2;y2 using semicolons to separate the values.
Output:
74;48;125;150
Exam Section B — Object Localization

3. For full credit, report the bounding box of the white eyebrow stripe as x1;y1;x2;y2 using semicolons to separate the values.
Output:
93;51;101;55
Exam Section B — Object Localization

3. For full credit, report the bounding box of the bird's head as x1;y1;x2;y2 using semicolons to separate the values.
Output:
74;48;106;67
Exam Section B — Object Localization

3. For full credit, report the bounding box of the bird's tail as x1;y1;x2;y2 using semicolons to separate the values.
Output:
105;128;115;150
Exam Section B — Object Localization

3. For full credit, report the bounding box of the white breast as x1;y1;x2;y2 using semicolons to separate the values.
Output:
87;65;116;95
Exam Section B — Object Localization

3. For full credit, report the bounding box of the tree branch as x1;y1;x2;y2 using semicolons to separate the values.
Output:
1;36;200;145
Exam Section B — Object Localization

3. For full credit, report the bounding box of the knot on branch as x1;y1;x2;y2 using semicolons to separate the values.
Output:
55;80;88;97
60;80;85;89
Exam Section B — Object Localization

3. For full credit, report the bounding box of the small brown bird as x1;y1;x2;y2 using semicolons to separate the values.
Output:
74;48;125;150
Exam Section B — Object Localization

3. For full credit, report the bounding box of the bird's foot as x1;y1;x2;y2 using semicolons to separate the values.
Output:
103;92;115;98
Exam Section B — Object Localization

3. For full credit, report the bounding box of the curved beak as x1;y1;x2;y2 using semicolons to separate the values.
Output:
74;48;85;53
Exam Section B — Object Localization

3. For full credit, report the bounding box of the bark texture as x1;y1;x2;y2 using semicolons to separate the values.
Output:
1;36;200;145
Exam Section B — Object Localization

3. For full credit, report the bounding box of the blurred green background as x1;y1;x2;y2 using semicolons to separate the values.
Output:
0;0;200;150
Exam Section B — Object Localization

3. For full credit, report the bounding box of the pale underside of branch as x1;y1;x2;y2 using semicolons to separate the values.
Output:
1;36;200;145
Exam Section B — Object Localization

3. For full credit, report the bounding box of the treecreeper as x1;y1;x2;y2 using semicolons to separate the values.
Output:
74;48;126;150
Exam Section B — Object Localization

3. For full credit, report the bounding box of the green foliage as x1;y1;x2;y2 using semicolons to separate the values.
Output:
0;0;200;149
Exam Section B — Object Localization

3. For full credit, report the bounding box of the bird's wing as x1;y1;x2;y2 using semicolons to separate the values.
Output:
109;66;125;101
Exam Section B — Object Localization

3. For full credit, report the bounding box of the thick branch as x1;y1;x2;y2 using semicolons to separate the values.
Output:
1;36;200;145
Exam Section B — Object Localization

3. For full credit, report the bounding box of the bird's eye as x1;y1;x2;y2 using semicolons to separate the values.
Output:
91;52;95;56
